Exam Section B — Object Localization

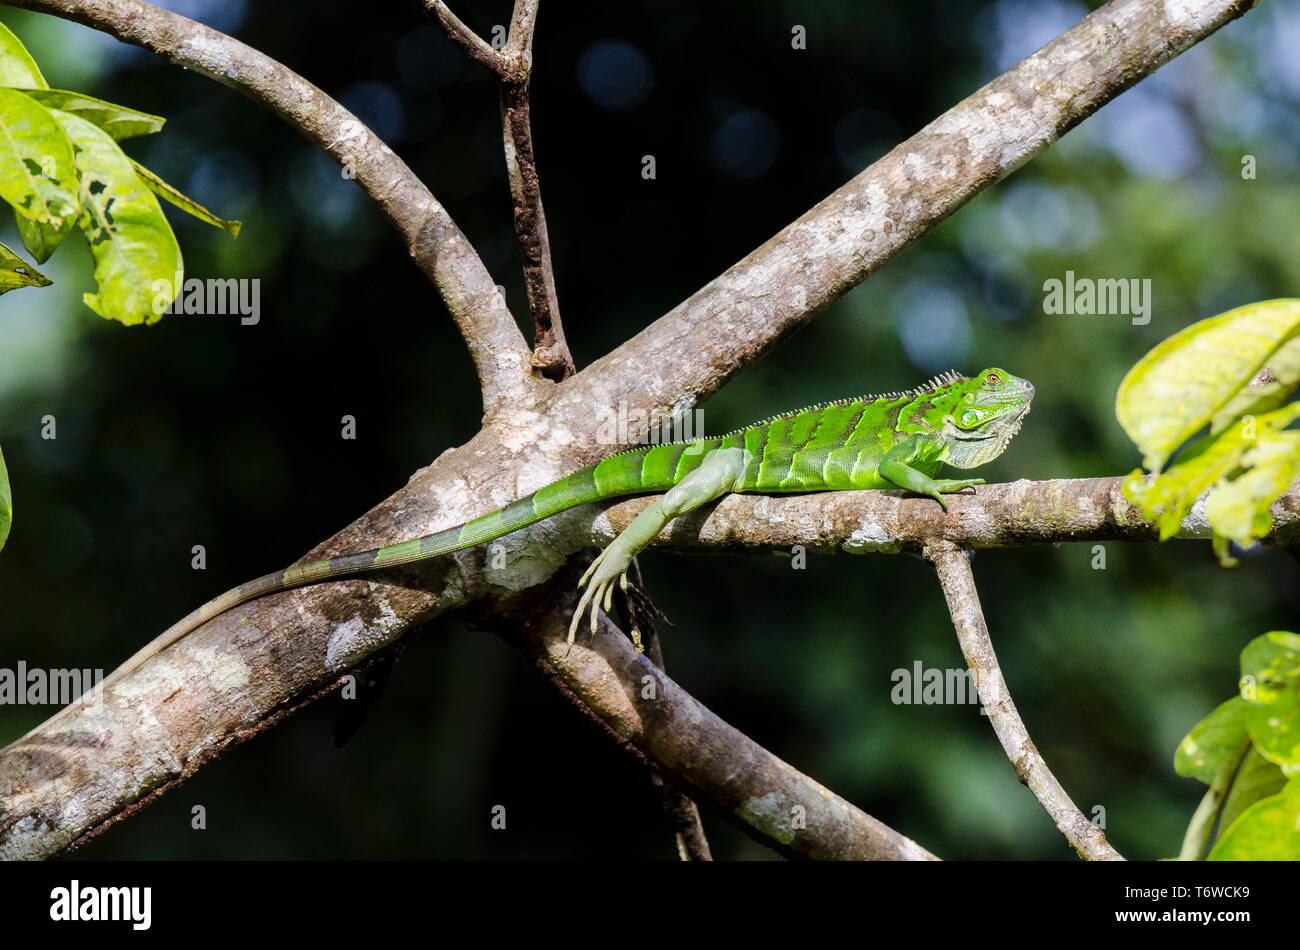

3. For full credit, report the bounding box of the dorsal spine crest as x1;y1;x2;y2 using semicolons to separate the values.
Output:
597;370;968;453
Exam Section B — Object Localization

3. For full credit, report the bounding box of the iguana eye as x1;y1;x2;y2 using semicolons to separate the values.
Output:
961;410;981;427
984;372;1001;387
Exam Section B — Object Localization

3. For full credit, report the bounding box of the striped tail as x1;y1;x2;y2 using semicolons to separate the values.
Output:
6;441;719;748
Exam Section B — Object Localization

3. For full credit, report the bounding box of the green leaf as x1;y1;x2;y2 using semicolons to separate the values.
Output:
1208;775;1300;860
54;109;182;325
131;159;240;238
0;88;79;262
1122;403;1300;542
1240;631;1300;773
1219;747;1287;834
1204;430;1300;548
1211;334;1300;433
17;89;164;141
0;443;10;554
1175;697;1250;784
0;23;48;90
1241;631;1300;705
1116;299;1300;471
0;237;50;293
15;210;60;264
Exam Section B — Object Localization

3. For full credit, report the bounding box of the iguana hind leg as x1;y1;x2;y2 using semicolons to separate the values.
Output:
569;446;749;644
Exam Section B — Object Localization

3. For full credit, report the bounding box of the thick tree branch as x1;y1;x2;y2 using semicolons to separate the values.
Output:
6;473;1291;857
924;540;1124;861
493;574;938;860
593;476;1300;556
551;0;1259;422
3;0;538;419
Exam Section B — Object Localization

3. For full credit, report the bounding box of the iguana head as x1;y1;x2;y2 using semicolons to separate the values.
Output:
942;367;1034;469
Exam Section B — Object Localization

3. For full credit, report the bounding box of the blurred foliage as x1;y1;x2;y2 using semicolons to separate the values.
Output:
0;0;1297;859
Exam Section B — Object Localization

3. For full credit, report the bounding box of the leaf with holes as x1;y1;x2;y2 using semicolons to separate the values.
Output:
55;109;181;324
0;237;49;293
0;88;78;262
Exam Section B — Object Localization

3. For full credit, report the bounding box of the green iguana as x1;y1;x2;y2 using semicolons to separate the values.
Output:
16;367;1033;743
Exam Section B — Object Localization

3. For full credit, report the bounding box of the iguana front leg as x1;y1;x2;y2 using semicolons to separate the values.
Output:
570;446;749;644
877;436;983;510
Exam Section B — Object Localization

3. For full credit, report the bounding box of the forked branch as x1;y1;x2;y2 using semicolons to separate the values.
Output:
427;0;573;380
925;540;1124;861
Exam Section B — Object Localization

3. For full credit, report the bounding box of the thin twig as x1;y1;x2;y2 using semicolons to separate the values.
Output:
500;0;572;380
426;0;572;379
504;0;540;67
621;557;711;860
923;540;1124;861
501;81;572;380
422;0;509;76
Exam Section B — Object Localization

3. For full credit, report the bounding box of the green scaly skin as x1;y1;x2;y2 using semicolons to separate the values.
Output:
12;367;1032;746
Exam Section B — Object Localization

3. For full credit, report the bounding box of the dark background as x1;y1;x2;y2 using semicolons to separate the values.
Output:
0;0;1297;859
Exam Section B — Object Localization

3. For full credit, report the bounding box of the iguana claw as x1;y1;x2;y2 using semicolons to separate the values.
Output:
569;541;633;646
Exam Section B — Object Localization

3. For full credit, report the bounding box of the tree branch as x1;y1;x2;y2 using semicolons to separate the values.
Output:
422;1;509;76
501;80;571;380
426;0;572;379
592;476;1300;556
551;0;1259;421
499;0;571;380
7;473;1290;857
492;570;938;861
620;558;712;860
2;0;538;419
924;540;1124;861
